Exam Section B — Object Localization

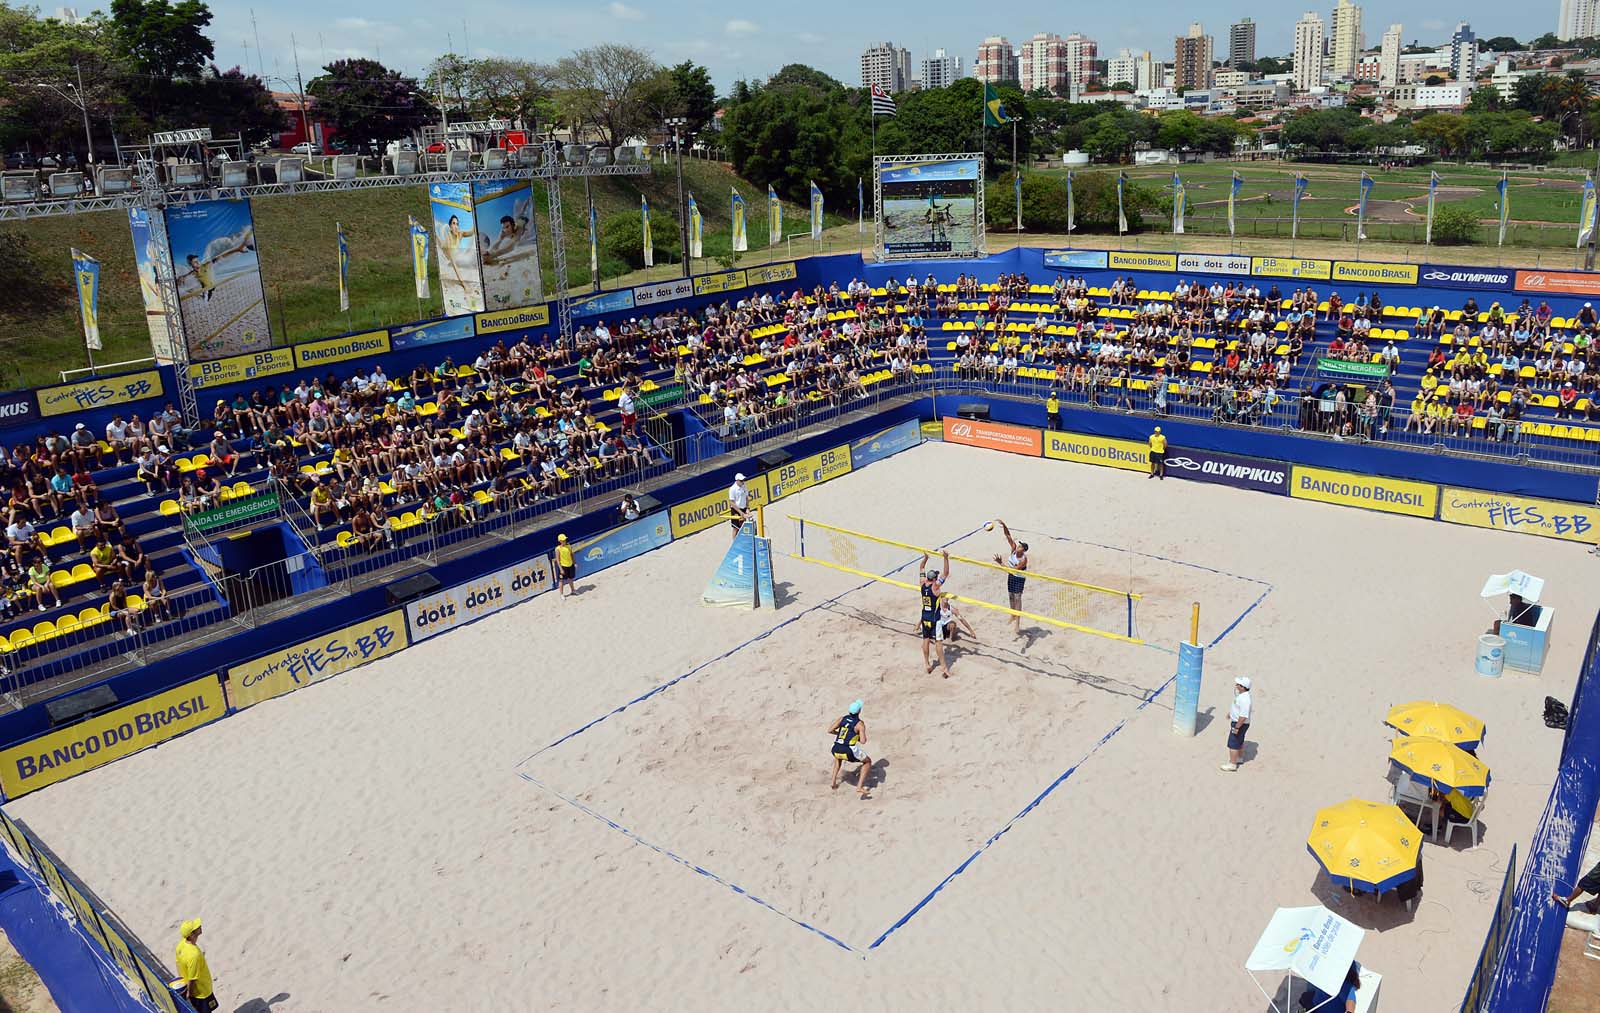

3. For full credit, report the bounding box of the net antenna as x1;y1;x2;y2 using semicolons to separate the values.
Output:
789;516;1142;644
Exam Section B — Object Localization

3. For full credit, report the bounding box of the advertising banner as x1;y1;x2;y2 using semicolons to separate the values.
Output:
293;329;390;370
1042;430;1147;472
1439;488;1600;542
746;262;799;285
473;179;542;309
1290;465;1438;518
703;521;758;607
1419;266;1513;290
1332;261;1419;285
1109;251;1177;271
1177;252;1251;277
188;347;295;390
849;419;922;469
429;182;485;315
694;270;748;296
408;215;431;300
405;556;554;642
1161;447;1288;494
574;513;674;578
1514;269;1600;297
1316;357;1389;381
879;157;981;257
1252;256;1332;280
0;389;37;429
634;278;696;307
766;444;853;501
476;304;551;335
391;315;476;351
570;289;636;318
183;490;279;533
70;249;100;351
754;534;776;609
942;416;1042;456
227;611;407;709
127;208;180;361
671;472;770;538
37;369;163;417
165;198;272;360
1043;250;1109;270
0;676;224;798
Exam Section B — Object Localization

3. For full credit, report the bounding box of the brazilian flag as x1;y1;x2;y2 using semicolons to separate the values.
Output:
983;83;1012;127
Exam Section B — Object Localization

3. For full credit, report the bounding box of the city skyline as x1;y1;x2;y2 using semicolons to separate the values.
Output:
204;0;1538;94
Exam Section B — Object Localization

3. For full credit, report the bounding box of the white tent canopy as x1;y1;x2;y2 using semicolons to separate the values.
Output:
1480;570;1544;603
1245;905;1364;1010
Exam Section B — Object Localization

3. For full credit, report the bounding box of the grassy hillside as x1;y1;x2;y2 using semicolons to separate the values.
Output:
0;158;849;388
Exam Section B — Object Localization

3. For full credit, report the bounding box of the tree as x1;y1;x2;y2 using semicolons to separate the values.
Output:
469;57;556;128
183;65;284;144
1530;33;1560;49
109;0;212;79
1481;36;1522;52
1412;112;1469;156
1432;204;1479;244
307;59;437;146
1256;56;1289;75
667;61;716;135
1109;80;1134;92
601;207;674;268
1467;88;1503;114
555;43;662;145
721;64;866;202
1424;74;1446;86
0;5;128;158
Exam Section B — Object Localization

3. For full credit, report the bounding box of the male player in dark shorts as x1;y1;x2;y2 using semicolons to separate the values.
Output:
1148;426;1167;480
829;699;872;798
919;549;951;678
991;518;1028;637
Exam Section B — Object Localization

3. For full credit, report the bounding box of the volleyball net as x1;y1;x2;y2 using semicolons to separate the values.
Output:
788;516;1142;644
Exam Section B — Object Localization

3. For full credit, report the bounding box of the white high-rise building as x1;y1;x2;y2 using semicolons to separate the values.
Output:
1107;48;1143;89
1172;22;1214;90
919;48;963;90
1019;32;1071;94
1063;33;1099;90
1229;17;1256;67
1293;11;1327;91
1378;23;1402;87
861;41;913;93
1330;0;1363;79
1559;0;1599;41
975;36;1019;83
1451;22;1478;83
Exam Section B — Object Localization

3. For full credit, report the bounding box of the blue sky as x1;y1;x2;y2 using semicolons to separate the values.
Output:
204;0;1531;93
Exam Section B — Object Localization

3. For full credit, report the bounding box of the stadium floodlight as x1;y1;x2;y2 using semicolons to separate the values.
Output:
47;172;84;197
219;160;250;186
0;173;35;203
392;150;420;175
445;149;471;173
515;144;540;168
152;127;212;146
563;144;586;165
482;147;508;171
168;161;205;186
96;166;134;195
332;154;359;180
276;157;305;184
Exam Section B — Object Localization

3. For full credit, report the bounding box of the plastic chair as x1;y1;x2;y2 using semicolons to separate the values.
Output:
159;500;180;516
233;481;252;496
1443;798;1484;849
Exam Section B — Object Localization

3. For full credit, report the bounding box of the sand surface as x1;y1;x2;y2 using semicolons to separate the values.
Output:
11;440;1598;1011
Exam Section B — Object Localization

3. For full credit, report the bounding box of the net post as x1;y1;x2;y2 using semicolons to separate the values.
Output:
756;505;765;538
1190;602;1200;646
1173;602;1204;737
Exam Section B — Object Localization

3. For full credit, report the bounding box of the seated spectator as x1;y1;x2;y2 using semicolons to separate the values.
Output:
117;536;148;581
106;579;138;637
25;557;59;613
5;513;41;566
92;499;126;541
141;568;173;623
89;537;124;589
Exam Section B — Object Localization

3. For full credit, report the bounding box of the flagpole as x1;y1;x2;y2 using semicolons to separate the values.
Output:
1589;151;1600;271
1355;176;1363;263
1012;118;1019;244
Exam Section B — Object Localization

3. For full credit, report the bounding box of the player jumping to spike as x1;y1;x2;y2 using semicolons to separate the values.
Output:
829;699;872;799
992;519;1028;637
919;550;951;677
181;232;253;303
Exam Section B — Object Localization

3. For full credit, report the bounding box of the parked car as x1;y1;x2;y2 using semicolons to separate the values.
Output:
290;141;320;156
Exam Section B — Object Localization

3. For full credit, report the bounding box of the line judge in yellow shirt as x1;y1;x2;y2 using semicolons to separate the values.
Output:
1148;426;1167;481
556;533;576;598
175;918;217;1011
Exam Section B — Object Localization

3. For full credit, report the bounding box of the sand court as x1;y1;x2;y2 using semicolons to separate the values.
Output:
9;440;1599;1010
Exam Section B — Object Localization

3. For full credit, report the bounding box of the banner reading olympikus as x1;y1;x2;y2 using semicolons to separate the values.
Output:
126;208;180;362
165;198;272;360
473;179;542;310
429;182;485;316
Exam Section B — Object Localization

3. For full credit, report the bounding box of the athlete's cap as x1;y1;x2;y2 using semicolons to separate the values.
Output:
1235;676;1252;690
734;472;746;481
74;423;84;430
180;918;201;938
849;700;863;715
557;533;567;542
1154;426;1162;433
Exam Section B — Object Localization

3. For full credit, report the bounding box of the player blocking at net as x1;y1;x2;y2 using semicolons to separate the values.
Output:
988;518;1028;638
919;550;953;678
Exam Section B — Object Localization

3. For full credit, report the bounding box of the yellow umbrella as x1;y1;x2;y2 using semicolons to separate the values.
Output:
1307;798;1422;894
1383;700;1486;749
1388;735;1491;797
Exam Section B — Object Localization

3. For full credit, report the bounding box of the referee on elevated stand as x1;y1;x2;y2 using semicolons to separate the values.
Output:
727;472;750;538
1147;426;1167;480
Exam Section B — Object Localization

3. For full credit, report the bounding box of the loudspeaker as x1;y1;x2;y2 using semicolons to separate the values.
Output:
633;493;662;514
385;572;442;606
756;449;792;469
46;684;118;728
956;402;991;420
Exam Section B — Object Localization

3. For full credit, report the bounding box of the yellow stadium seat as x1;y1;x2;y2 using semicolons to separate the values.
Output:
78;606;103;626
31;621;55;641
46;526;71;547
233;481;252;496
335;531;356;548
126;595;143;611
54;615;79;635
159;499;180;516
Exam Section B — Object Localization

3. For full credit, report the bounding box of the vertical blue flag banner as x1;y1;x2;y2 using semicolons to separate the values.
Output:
588;201;600;278
1172;641;1204;737
1497;174;1510;247
1426;171;1440;246
641;194;653;268
1172;173;1185;235
688;192;703;259
407;215;431;301
1580;177;1597;249
1228;171;1242;237
858;176;864;234
704;522;758;607
336;221;350;312
731;188;748;252
1356;173;1373;241
70;248;100;352
1116;172;1128;234
1015;171;1023;229
810;180;824;241
1291;174;1308;239
768;184;782;247
1066;172;1075;233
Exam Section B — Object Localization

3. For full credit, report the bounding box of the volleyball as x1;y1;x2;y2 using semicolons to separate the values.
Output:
985;522;995;531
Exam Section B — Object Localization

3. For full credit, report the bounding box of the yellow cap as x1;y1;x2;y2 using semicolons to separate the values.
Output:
180;918;201;937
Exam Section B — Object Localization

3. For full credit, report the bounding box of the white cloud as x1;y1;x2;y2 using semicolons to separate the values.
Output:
797;31;823;44
608;2;645;21
725;19;759;36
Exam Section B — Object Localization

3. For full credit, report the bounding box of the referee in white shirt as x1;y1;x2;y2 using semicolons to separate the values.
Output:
727;472;750;539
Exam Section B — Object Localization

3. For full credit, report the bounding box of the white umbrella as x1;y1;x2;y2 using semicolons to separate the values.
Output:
1245;905;1364;1011
1480;570;1544;603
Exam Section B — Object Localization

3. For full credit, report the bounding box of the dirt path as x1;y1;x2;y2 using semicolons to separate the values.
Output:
0;929;55;1013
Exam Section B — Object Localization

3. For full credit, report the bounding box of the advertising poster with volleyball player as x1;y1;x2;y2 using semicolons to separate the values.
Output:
429;182;486;315
126;208;181;361
473;179;542;309
164;198;273;360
